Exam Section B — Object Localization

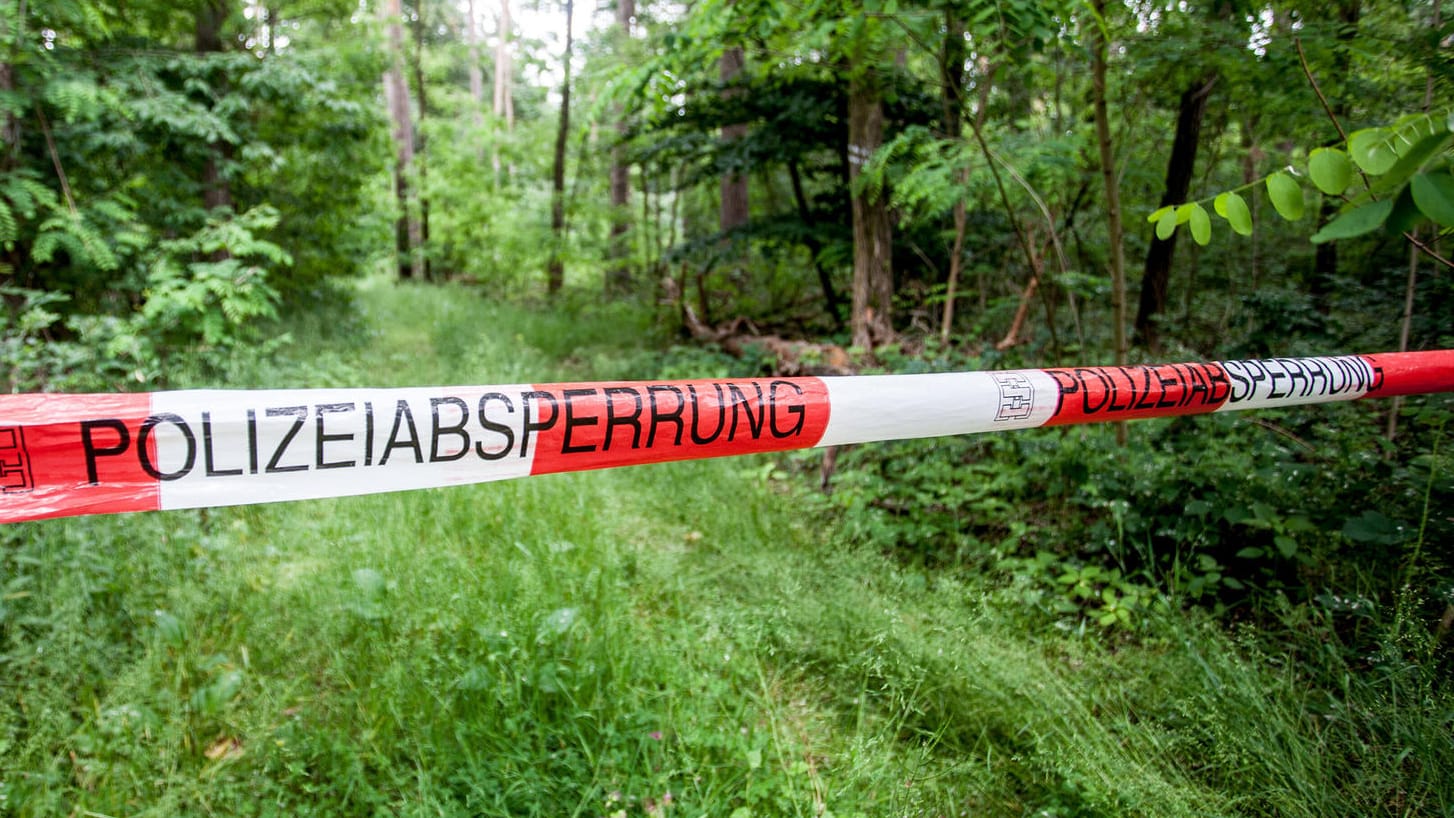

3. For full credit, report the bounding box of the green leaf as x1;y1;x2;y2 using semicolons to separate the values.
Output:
1214;191;1254;235
1310;198;1393;243
1266;172;1305;221
1410;172;1454;227
1155;207;1177;240
1274;535;1297;559
1308;147;1353;194
1369;132;1454;196
1386;185;1423;234
1349;128;1398;175
1147;205;1173;224
1187;203;1211;245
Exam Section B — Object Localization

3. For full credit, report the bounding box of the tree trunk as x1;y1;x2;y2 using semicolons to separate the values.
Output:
196;0;233;216
410;1;432;280
787;159;844;329
492;0;514;183
848;70;893;350
605;0;634;295
546;0;573;296
1134;74;1215;352
467;0;486;143
939;9;967;345
1091;0;1127;443
382;0;422;279
719;45;749;233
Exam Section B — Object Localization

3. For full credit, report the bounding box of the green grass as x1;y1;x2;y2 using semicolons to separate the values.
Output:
2;278;1450;816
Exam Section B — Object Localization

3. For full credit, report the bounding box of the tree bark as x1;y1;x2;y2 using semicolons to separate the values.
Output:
195;0;233;216
546;0;573;296
605;0;634;295
492;0;514;183
848;70;893;350
1091;0;1127;443
382;0;422;279
467;0;486;136
719;45;749;233
939;9;967;345
410;1;432;280
1134;74;1216;352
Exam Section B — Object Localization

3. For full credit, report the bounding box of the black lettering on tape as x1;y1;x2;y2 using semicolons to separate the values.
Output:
430;397;470;463
380;400;423;466
138;413;196;481
688;384;726;444
316;403;357;470
769;380;806;438
476;392;515;461
603;387;643;450
561;388;599;454
727;383;766;441
520;391;558;458
81;418;130;485
265;406;309;473
202;412;243;477
646;385;685;447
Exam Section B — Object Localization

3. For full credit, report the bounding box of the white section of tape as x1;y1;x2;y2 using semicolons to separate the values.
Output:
1216;356;1376;412
817;370;1059;447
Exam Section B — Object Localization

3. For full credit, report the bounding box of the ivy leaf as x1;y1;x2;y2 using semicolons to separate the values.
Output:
1214;191;1254;235
1266;172;1304;221
1410;171;1454;227
1155;207;1177;240
1310;198;1393;243
1308;147;1353;195
1348;128;1397;175
1187;202;1211;245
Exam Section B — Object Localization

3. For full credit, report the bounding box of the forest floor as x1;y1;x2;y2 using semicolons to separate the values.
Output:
3;278;1449;817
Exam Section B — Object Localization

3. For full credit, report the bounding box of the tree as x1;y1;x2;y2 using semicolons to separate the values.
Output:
547;0;573;295
382;0;424;279
606;0;634;295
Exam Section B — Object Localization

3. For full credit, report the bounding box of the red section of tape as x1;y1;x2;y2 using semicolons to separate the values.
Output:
1042;362;1232;426
528;378;831;475
0;393;158;523
1362;351;1454;398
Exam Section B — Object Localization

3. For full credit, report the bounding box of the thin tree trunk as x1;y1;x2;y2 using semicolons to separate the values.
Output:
196;0;233;215
1091;0;1127;444
848;70;893;350
411;1;432;280
467;0;486;154
939;9;967;346
788;159;844;329
492;0;514;184
719;45;749;233
1134;74;1215;352
382;0;422;279
606;0;634;295
546;0;573;296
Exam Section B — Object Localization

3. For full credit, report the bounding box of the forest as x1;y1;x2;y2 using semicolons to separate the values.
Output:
2;0;1453;814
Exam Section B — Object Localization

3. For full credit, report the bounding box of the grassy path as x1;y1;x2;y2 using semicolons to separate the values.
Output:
2;280;1444;817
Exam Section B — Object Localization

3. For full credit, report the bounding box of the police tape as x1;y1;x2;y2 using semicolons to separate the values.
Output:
1;350;1451;524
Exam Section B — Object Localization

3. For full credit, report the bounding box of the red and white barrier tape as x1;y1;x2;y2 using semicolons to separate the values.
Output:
2;351;1451;524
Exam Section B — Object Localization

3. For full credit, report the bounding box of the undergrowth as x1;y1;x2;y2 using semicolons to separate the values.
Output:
2;278;1451;816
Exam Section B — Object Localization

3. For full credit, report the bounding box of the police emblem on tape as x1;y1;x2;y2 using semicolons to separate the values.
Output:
0;427;33;493
992;374;1035;422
